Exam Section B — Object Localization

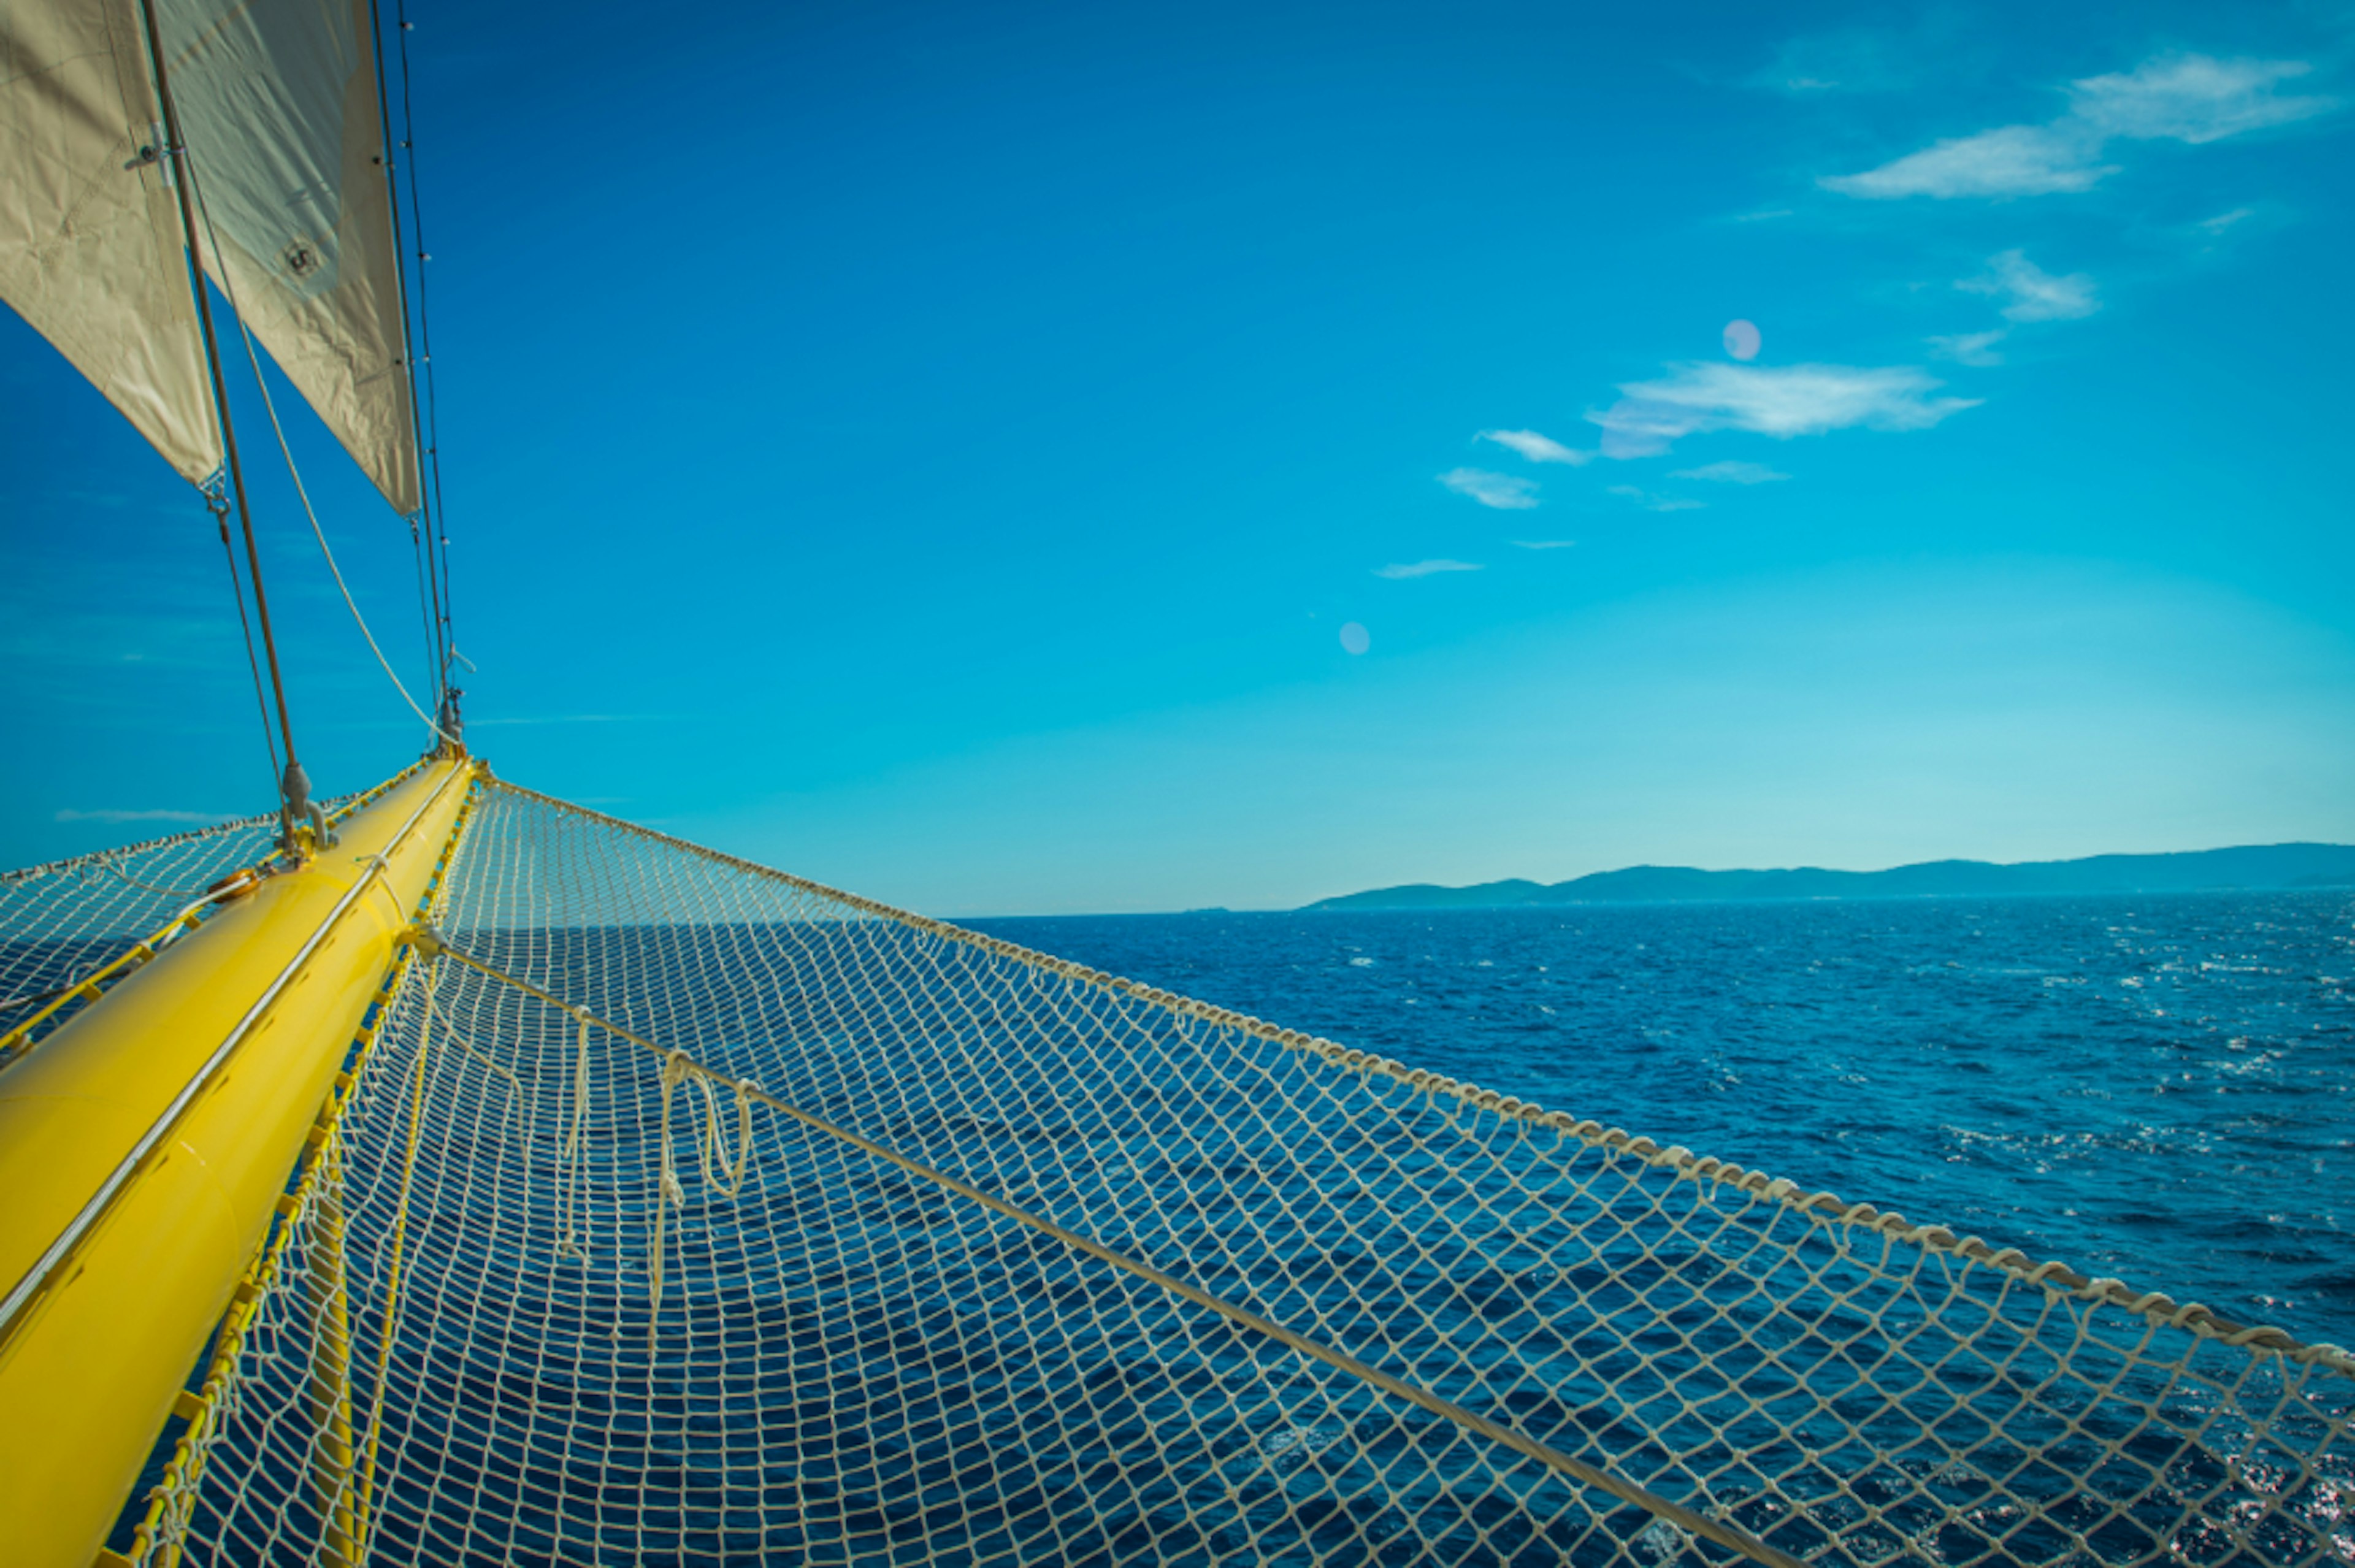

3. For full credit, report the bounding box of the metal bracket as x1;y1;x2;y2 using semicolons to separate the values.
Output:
123;123;178;187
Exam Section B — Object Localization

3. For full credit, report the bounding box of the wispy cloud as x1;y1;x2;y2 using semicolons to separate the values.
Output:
2069;56;2335;143
1437;468;1539;510
55;808;224;824
1927;329;2009;367
1607;486;1706;513
1671;460;1790;484
1958;250;2099;321
1509;539;1577;550
2199;206;2255;234
1590;362;1979;458
1821;124;2112;199
1374;559;1484;579
1821;53;2335;200
1476;429;1593;465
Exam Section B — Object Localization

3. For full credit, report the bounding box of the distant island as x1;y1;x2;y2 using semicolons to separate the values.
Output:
1301;843;2355;911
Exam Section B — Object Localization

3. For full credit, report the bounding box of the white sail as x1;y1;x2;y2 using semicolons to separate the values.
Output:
161;0;419;515
0;0;221;486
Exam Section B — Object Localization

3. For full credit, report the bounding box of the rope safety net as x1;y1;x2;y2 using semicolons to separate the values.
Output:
0;816;278;1029
103;778;2353;1566
0;776;411;1073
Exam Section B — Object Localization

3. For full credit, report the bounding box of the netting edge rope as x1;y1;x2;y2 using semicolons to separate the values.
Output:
1;767;436;1073
0;883;258;1071
2;762;430;891
483;777;2355;1377
1;765;439;1077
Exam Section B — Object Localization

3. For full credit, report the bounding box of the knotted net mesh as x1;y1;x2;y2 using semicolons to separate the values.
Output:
131;779;2353;1566
0;814;280;993
1;776;411;1073
0;814;281;1070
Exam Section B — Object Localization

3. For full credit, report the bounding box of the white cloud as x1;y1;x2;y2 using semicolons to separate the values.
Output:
1374;559;1484;579
1476;429;1593;465
1589;362;1980;457
1958;249;2099;321
2069;56;2336;144
1820;124;2113;199
2200;206;2255;234
1510;539;1577;550
1606;486;1706;513
1671;460;1791;484
54;808;224;824
1927;329;2009;367
1437;468;1539;509
1821;52;2335;201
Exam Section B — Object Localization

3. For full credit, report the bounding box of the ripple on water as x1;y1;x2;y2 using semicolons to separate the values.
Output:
971;890;2355;1347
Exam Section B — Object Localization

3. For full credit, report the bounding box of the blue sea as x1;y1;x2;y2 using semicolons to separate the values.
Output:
971;890;2355;1352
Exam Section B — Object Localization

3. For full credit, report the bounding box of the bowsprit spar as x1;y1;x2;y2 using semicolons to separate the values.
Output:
0;6;2349;1568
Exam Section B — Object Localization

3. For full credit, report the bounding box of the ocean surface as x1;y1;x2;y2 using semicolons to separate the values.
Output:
971;890;2355;1352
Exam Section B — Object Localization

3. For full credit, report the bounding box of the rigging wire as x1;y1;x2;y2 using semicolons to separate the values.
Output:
407;517;438;713
391;0;457;692
366;0;453;723
134;0;306;816
208;484;285;797
184;161;457;749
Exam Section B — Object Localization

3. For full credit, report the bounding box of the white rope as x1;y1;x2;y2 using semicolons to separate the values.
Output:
554;1014;591;1262
415;971;522;1099
649;1049;692;1325
683;1068;757;1198
183;156;455;749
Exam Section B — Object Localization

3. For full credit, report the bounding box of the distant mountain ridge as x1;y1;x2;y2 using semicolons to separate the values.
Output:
1301;843;2355;911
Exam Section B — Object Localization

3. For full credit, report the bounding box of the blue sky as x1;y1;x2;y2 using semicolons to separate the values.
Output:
4;0;2351;914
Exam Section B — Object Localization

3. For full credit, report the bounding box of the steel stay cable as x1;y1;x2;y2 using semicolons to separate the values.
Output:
0;762;472;1347
413;931;1804;1568
181;153;457;750
134;0;303;795
366;0;450;708
391;0;456;668
209;487;283;799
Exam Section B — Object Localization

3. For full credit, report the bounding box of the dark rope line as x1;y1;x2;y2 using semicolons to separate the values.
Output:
366;0;451;722
137;0;303;805
408;516;438;717
211;489;283;798
393;0;456;694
